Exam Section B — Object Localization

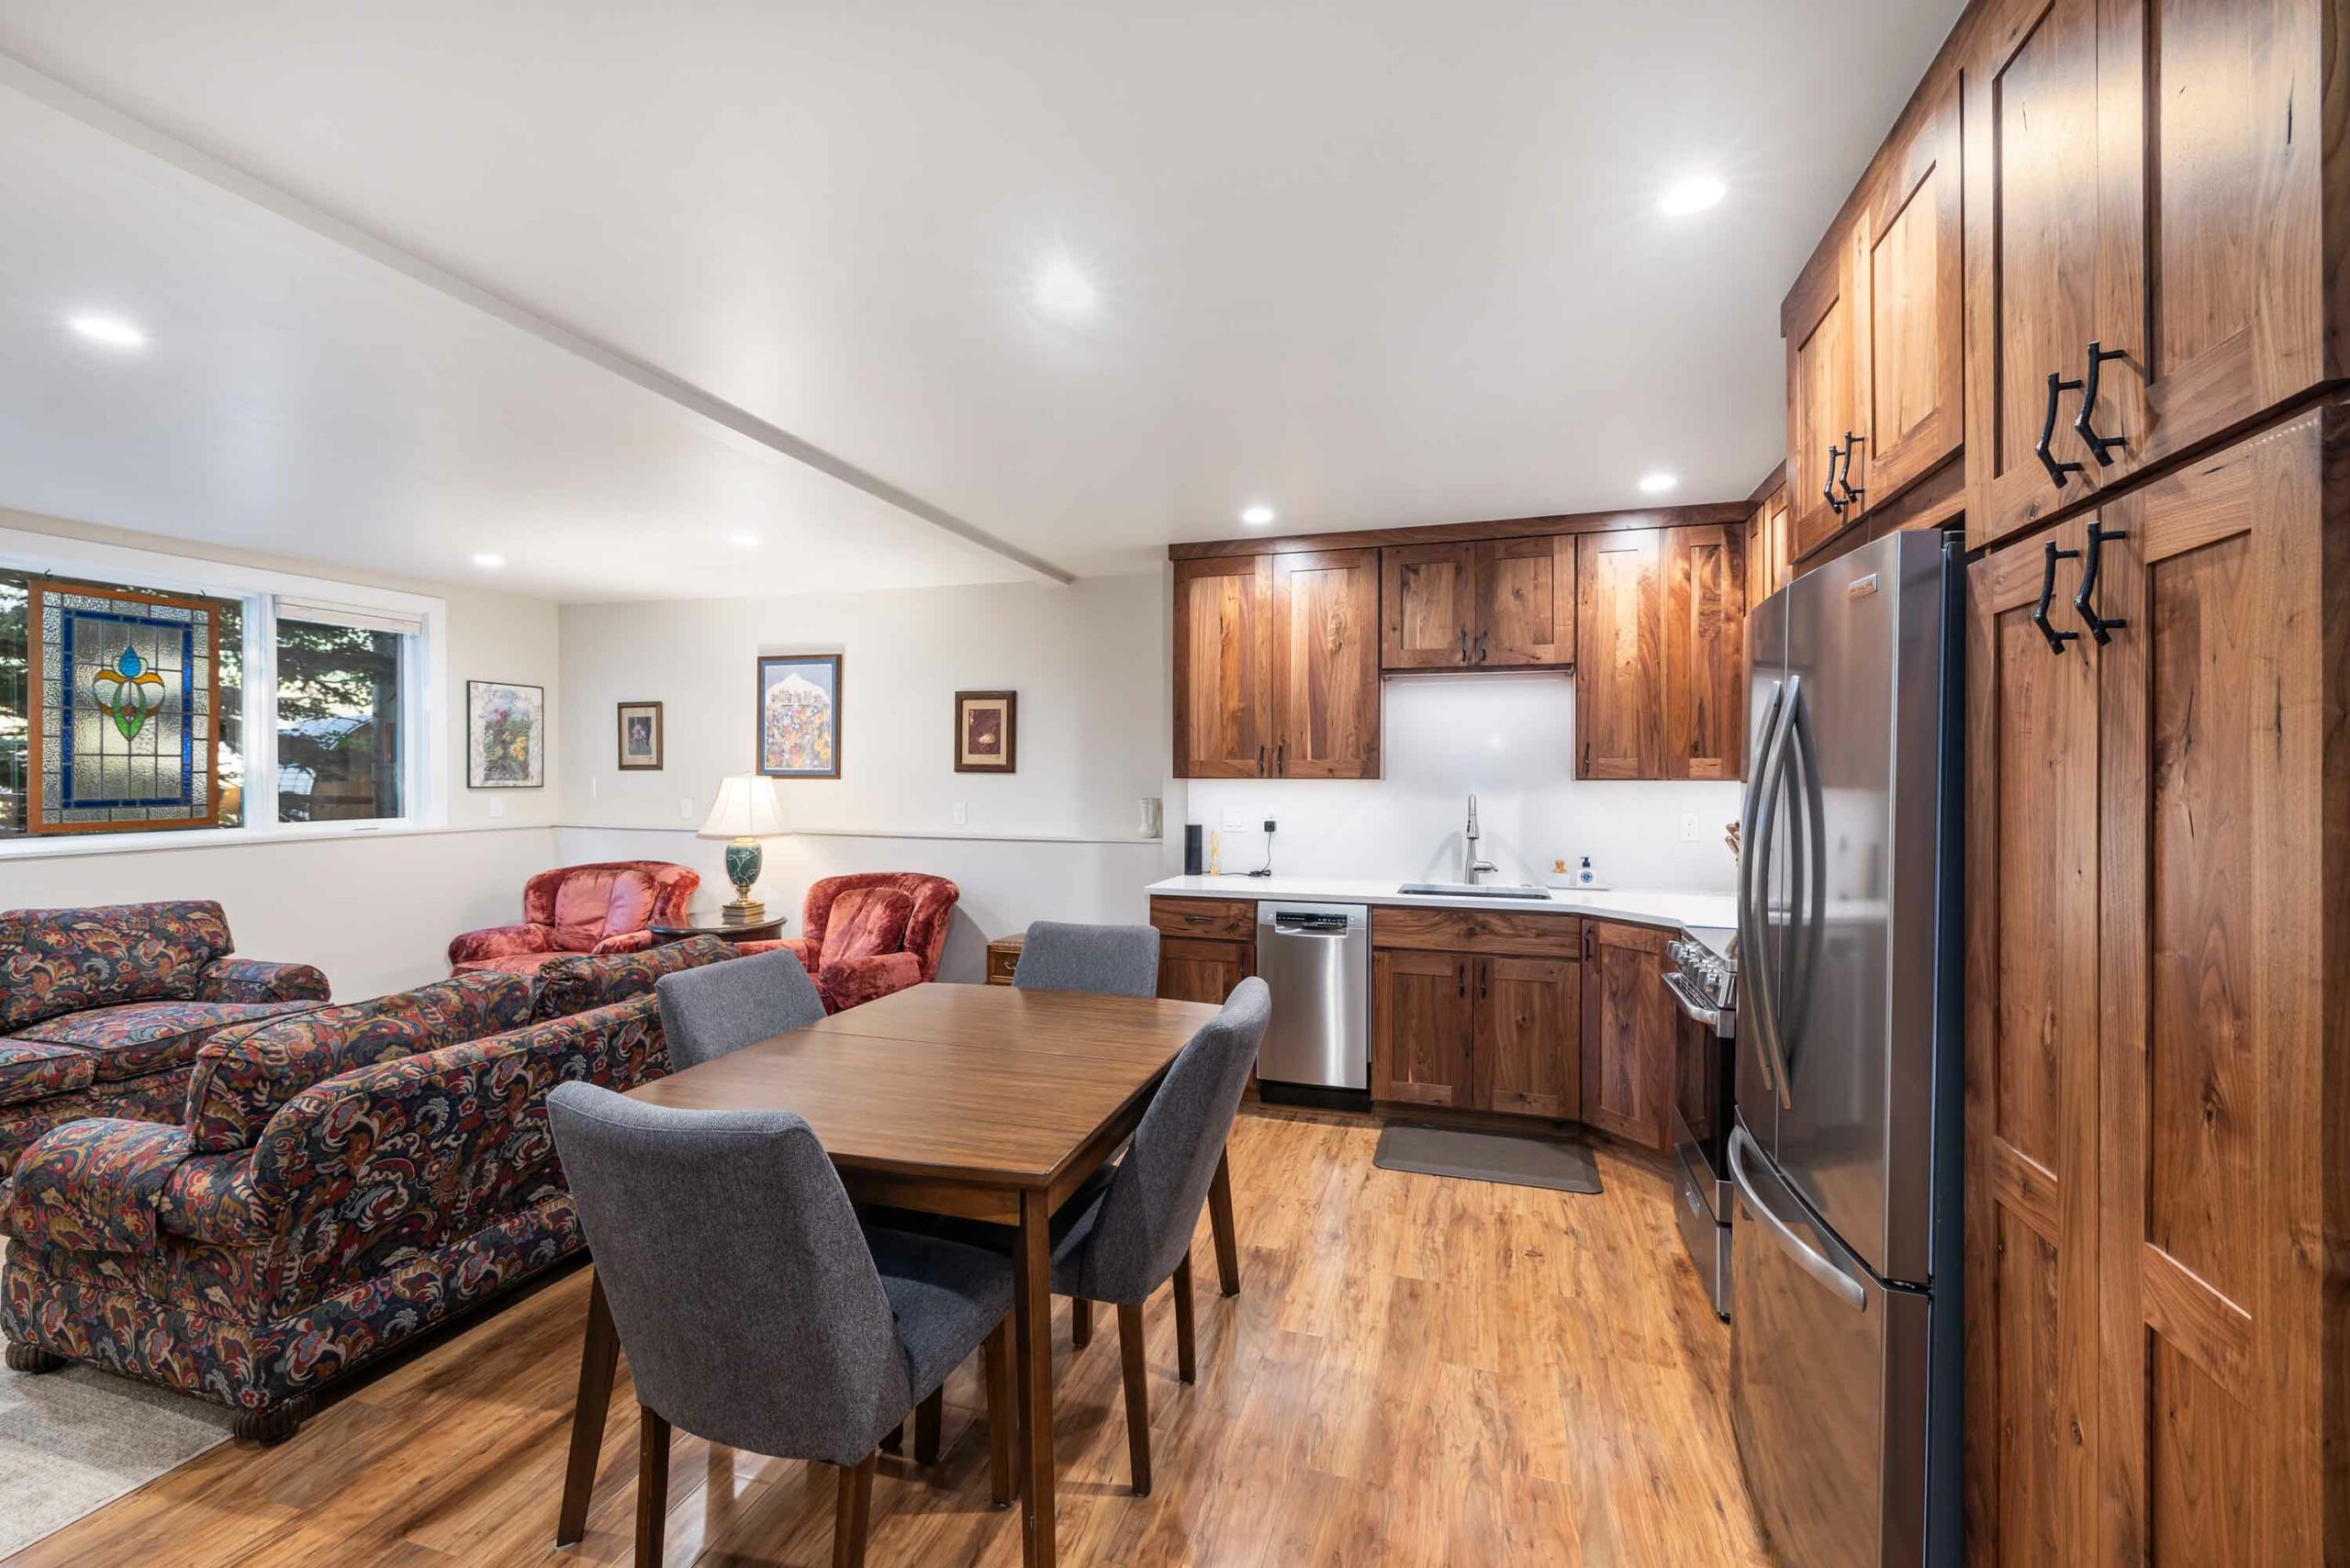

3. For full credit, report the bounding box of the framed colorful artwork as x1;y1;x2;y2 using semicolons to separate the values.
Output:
616;700;663;770
467;680;545;789
756;654;841;778
953;690;1017;773
28;580;222;834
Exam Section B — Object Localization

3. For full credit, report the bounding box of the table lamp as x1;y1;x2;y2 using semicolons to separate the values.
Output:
697;774;786;924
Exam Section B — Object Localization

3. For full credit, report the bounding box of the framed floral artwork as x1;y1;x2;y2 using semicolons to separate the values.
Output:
953;690;1016;773
467;679;545;789
756;654;841;778
616;700;663;770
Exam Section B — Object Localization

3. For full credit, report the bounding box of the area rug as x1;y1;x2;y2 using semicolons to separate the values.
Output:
0;1248;235;1559
1372;1123;1604;1193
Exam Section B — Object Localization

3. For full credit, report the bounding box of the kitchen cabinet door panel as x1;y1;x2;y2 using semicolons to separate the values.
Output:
1272;549;1381;778
1575;530;1664;779
1474;956;1579;1119
1158;935;1253;1006
1856;73;1964;510
1382;543;1475;671
1662;523;1747;779
1787;233;1862;560
1578;920;1674;1151
1473;534;1575;667
1964;0;2107;549
1172;555;1273;778
1372;948;1474;1108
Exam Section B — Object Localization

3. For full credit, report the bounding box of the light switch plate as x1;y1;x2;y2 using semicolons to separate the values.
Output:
679;796;696;820
952;802;968;826
1223;808;1254;831
488;798;505;820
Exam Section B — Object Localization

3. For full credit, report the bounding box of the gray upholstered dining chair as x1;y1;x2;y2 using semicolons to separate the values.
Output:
655;948;826;1070
546;1083;1016;1568
1011;920;1160;999
1021;975;1270;1495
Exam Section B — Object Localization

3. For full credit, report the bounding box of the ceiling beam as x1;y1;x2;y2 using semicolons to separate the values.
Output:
0;49;1078;587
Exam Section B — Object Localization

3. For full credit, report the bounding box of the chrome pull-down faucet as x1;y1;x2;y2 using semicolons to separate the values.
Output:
1463;794;1499;885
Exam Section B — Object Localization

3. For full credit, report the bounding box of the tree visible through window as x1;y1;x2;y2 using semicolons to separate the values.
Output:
275;618;401;823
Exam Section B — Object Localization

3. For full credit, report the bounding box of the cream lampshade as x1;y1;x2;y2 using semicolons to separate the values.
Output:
697;775;787;924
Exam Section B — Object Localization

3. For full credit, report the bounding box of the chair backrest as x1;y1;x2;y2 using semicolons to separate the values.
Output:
521;862;700;951
1013;921;1160;999
656;949;826;1070
532;935;737;1022
802;874;959;980
1074;977;1270;1303
547;1083;908;1464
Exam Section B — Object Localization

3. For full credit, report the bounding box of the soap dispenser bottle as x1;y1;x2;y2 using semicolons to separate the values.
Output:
1575;855;1597;889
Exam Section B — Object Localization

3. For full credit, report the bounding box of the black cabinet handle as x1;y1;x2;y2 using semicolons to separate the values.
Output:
1823;443;1846;516
2074;523;2129;644
1257;744;1266;775
2033;540;2082;655
2074;342;2128;466
1478;960;1488;1001
1581;741;1592;775
1276;740;1287;775
2038;371;2087;488
1457;962;1466;999
1583;924;1594;960
1458;628;1469;662
1836;431;1865;506
1474;631;1488;664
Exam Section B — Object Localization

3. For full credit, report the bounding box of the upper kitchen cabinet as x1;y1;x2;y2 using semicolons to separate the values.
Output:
1172;554;1274;778
1382;533;1574;671
1965;0;2329;550
1785;225;1863;564
1746;484;1790;602
1270;548;1381;778
1575;530;1665;778
1852;73;1964;513
1661;523;1746;780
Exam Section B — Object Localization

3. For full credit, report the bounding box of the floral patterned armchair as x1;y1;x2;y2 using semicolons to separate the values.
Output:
742;872;959;1013
447;861;699;979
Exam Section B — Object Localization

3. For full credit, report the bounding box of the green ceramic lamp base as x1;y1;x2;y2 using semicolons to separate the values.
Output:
721;837;766;924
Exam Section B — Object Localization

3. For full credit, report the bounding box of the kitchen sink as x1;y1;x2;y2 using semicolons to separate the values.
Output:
1396;882;1554;901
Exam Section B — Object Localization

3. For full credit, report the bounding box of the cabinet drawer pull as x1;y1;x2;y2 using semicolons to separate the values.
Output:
1823;443;1846;516
2073;342;2128;466
1836;431;1865;506
2037;371;2087;488
2074;524;2128;645
2033;540;2082;655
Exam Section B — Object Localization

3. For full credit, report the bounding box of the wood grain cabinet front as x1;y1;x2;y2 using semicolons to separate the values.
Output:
1382;533;1574;672
1371;916;1583;1121
1171;555;1274;778
1270;549;1381;778
1576;920;1676;1153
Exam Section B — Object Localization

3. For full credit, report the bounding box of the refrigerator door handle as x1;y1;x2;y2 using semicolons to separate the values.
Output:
1737;683;1789;1100
1774;680;1829;1095
1748;676;1801;1109
1729;1124;1866;1312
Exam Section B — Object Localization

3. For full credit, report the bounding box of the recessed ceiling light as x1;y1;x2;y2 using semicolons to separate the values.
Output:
1658;176;1727;216
471;552;506;569
68;313;146;349
1035;258;1098;316
1638;472;1679;495
1240;505;1277;527
729;532;761;549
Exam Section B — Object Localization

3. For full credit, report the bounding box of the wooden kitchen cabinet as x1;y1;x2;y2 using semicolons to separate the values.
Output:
1149;897;1256;1003
1785;219;1862;561
1472;955;1580;1119
1172;555;1274;778
1851;72;1964;514
1270;548;1381;778
1745;485;1790;603
1661;522;1746;780
1964;410;2348;1562
1371;908;1580;1119
1575;530;1664;778
1382;533;1573;671
1577;920;1676;1153
1371;947;1476;1108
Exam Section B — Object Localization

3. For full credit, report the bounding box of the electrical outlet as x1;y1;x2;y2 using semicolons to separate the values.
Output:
488;798;505;820
952;801;968;826
588;777;599;801
1223;809;1254;831
1681;812;1700;842
679;796;695;821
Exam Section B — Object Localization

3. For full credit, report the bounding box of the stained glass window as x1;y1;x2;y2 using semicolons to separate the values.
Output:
30;580;221;834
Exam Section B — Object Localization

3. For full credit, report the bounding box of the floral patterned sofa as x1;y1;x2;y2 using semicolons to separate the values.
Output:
1;902;332;1176
446;860;699;979
0;935;736;1441
740;871;959;1012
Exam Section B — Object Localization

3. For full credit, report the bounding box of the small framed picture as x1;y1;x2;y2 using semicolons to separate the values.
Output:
467;680;546;789
757;654;843;778
954;690;1017;774
617;700;664;770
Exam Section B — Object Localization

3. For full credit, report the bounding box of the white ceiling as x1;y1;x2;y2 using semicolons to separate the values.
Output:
0;2;1962;601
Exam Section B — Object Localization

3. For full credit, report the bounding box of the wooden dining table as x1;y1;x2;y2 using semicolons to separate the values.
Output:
553;980;1239;1568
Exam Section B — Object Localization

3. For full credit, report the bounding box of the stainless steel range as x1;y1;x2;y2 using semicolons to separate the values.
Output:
1663;931;1737;1319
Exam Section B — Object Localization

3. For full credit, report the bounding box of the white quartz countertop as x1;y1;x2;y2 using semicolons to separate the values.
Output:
1145;875;1737;935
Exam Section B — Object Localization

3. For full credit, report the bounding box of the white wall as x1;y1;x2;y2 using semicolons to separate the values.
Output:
1;505;565;996
555;573;1177;980
1184;674;1741;892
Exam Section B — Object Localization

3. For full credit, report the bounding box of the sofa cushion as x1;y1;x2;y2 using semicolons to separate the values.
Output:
818;887;914;969
0;902;234;1031
13;1000;316;1082
552;868;658;952
185;971;534;1153
0;1039;96;1108
532;935;736;1021
452;950;568;980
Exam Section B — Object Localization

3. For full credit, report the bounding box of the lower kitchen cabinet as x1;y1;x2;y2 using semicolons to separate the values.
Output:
1473;955;1581;1118
1578;919;1676;1152
1370;947;1475;1107
1371;910;1581;1119
1148;897;1256;1002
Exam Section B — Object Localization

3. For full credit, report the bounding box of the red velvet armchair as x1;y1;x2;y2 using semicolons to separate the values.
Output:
448;862;699;979
744;872;959;1013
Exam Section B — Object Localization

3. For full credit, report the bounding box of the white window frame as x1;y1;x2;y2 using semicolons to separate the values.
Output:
0;523;447;857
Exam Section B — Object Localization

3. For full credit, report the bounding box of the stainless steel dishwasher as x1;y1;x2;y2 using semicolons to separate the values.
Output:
1252;902;1370;1090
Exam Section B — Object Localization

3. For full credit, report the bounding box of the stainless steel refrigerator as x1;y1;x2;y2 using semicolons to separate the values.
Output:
1729;529;1963;1567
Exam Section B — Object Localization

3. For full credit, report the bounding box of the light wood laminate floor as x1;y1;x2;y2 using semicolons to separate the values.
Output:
6;1106;1767;1566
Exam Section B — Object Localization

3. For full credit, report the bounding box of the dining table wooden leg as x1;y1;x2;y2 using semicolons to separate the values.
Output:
556;1271;621;1547
1013;1187;1058;1568
1209;1148;1241;1297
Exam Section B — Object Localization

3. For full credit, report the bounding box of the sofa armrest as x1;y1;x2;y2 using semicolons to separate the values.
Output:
199;957;331;1005
817;951;923;1013
448;924;554;966
1;1119;194;1254
590;930;655;956
738;936;819;969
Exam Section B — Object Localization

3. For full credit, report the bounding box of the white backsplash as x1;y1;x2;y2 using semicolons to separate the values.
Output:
1181;673;1741;891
